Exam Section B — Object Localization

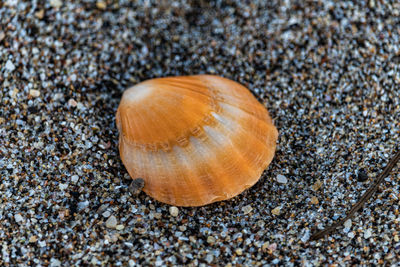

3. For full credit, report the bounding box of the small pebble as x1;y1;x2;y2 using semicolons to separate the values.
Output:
310;196;319;204
9;88;18;98
14;213;24;223
364;229;372;239
358;169;369;182
268;243;277;252
71;175;79;183
271;207;281;216
59;183;68;190
105;215;117;229
169;206;179;217
35;9;44;19
102;210;111;218
235;248;243;256
347;232;355;239
5;60;15;72
276;174;288;184
29;89;40;97
96;1;107;10
116;224;125;231
301;231;310;242
129;178;145;196
344;219;352;229
50;258;61;267
29;236;37;243
312;180;323;191
32;47;39;54
68;98;78;107
206;254;214;263
50;0;62;8
207;236;216;245
242;205;253;215
257;220;265;228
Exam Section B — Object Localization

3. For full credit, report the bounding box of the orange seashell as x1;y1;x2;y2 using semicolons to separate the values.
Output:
116;75;278;207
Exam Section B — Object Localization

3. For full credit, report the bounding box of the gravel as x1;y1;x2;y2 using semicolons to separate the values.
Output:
1;0;400;265
169;206;179;217
276;174;288;184
105;215;118;229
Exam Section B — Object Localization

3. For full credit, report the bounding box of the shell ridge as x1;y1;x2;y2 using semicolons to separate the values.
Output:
159;83;212;103
211;113;273;170
119;110;220;151
188;136;232;204
142;150;175;205
177;142;212;206
202;125;258;194
198;76;271;122
218;98;270;122
219;103;276;144
160;79;213;99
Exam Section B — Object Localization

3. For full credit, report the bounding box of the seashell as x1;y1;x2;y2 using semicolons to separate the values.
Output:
116;75;278;206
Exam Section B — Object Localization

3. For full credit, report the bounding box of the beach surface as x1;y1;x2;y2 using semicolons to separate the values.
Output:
1;0;400;265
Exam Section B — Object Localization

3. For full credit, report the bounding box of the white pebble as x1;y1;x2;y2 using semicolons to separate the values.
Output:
235;248;243;255
5;0;18;7
50;0;62;8
59;183;68;190
77;201;89;211
5;60;15;72
9;88;18;98
206;254;214;263
91;257;99;265
50;258;61;267
347;232;355;238
364;229;372;239
344;219;352;229
271;207;281;215
71;175;79;183
102;210;111;218
69;73;77;82
207;236;216;244
276;174;288;184
301;230;310;242
106;215;117;229
53;93;64;101
29;89;40;97
169;206;179;217
68;98;78;107
242;205;253;215
116;224;125;231
14;213;24;223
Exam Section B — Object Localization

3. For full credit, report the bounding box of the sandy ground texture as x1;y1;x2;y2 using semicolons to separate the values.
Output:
1;0;400;266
